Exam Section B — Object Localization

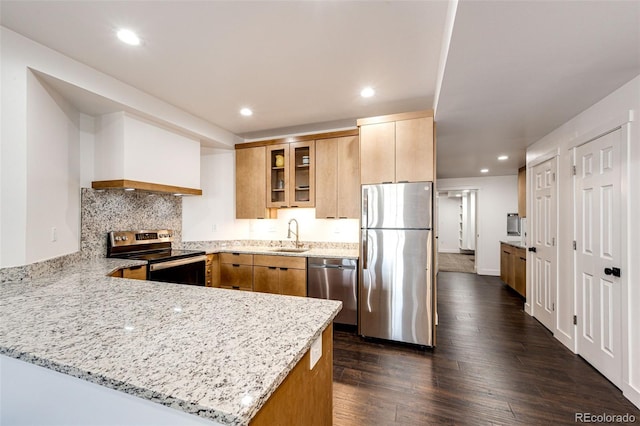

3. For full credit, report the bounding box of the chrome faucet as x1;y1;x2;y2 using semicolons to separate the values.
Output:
287;218;301;248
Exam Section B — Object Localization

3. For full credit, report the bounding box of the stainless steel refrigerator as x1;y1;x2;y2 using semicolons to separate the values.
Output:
359;182;434;347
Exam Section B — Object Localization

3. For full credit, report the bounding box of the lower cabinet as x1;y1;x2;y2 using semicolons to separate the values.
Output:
500;243;526;297
110;265;147;280
206;253;220;287
253;255;307;297
219;253;254;291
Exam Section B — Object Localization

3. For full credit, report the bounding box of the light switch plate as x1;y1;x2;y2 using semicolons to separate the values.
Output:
309;335;322;369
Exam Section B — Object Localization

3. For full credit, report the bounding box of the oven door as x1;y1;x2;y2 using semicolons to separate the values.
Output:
148;255;207;286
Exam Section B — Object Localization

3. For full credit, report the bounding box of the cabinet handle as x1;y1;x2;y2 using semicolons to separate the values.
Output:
503;251;510;254
398;180;409;183
338;217;348;219
268;266;277;270
232;286;240;290
280;268;288;271
129;265;143;270
326;216;335;219
290;205;298;208
232;264;240;267
520;257;526;261
257;217;265;220
232;253;240;256
382;181;393;184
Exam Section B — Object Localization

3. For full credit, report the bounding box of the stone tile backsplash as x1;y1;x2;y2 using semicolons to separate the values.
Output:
81;188;182;259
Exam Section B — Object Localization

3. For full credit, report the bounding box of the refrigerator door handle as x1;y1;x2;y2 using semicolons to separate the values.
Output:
362;229;368;270
362;187;368;229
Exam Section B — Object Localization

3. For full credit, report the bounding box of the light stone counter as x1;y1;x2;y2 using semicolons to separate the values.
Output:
180;241;358;260
214;246;359;259
0;258;341;425
500;240;528;249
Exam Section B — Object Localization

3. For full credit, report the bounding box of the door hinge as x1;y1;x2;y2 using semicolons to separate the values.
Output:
552;172;556;182
573;315;577;325
552;237;555;246
573;240;577;250
552;303;555;312
572;165;577;176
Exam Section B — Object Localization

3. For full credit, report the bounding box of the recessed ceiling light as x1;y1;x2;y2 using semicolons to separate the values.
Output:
498;155;509;161
240;107;253;116
116;29;140;46
480;168;489;173
360;87;375;98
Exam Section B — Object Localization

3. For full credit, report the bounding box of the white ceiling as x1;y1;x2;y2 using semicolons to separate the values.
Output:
1;0;639;179
436;0;640;178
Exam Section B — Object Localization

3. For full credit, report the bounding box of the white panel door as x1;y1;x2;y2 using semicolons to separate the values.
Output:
531;157;557;332
575;130;622;387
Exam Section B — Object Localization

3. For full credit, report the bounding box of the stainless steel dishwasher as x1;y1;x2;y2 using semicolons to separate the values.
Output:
307;258;358;326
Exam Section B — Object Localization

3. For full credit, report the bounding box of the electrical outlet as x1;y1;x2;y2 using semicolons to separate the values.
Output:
309;335;322;369
51;227;57;242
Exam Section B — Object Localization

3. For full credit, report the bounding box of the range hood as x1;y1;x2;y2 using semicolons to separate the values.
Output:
91;179;202;196
91;112;202;196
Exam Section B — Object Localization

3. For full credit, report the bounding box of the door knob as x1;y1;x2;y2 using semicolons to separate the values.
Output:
604;267;621;277
528;247;537;253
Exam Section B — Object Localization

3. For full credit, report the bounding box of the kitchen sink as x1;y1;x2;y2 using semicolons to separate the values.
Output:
269;248;309;253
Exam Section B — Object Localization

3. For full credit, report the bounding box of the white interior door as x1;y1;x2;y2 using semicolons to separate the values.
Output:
575;129;622;388
531;157;557;332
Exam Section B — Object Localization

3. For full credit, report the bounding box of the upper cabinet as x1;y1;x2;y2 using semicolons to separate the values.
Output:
315;135;360;219
236;146;271;219
267;141;315;208
518;166;526;218
358;110;434;184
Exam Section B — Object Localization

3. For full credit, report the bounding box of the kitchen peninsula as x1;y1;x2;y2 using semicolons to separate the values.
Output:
0;257;340;425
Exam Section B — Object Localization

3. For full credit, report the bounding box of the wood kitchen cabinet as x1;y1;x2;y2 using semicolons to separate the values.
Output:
253;255;307;297
236;146;273;219
518;166;526;218
358;110;434;184
315;135;360;219
206;253;220;287
109;265;147;280
500;242;526;297
267;142;315;209
219;253;253;291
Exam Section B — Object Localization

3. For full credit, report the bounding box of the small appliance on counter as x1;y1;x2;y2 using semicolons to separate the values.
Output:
107;230;206;286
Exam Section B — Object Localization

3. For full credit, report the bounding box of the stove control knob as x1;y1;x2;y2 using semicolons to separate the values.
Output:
122;236;128;241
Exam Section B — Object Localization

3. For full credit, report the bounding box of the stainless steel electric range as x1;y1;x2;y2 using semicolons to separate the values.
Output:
107;230;207;286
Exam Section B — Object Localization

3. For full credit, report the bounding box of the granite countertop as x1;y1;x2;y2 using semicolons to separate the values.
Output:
501;240;528;249
0;258;341;425
206;246;359;259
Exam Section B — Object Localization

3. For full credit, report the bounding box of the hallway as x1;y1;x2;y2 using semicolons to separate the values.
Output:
333;272;640;424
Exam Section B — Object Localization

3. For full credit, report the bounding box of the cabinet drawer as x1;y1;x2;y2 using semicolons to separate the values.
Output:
253;254;306;269
122;265;147;280
220;252;253;265
220;264;253;289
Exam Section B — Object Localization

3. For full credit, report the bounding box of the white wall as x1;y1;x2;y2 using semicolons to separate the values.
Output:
182;150;359;243
1;27;234;267
25;72;81;263
526;74;640;408
437;176;518;275
437;195;461;253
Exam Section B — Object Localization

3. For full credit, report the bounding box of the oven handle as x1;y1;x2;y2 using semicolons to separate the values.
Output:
149;255;207;272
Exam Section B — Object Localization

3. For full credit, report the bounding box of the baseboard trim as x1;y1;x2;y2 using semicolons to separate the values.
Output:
477;268;499;276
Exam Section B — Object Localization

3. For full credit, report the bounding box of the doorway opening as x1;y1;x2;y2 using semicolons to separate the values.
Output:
437;189;477;274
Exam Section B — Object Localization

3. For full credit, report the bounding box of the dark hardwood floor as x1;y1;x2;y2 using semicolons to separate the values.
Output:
333;272;640;425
